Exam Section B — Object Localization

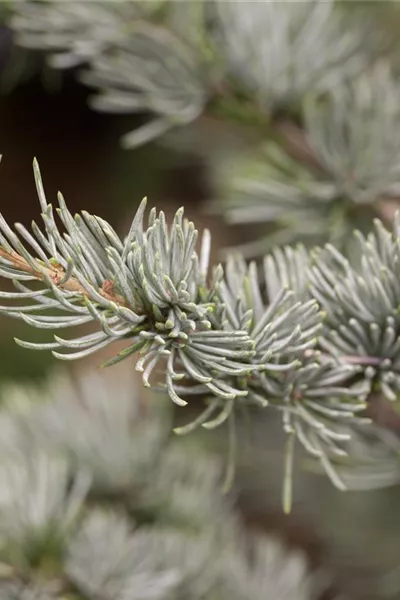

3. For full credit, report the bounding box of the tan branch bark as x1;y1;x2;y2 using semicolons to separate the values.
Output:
272;118;326;173
0;246;128;307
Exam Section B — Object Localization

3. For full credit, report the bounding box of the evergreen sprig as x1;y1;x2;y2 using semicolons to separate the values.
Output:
222;533;317;600
304;62;400;205
4;1;399;262
80;21;211;149
6;1;400;268
216;61;400;257
310;215;400;402
214;0;370;115
6;1;379;149
9;0;214;149
10;1;148;68
0;367;328;600
215;141;340;256
1;161;400;511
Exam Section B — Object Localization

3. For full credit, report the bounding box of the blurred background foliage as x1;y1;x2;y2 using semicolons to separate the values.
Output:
0;363;339;600
0;1;400;599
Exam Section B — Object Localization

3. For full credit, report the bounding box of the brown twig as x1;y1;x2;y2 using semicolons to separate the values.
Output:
272;118;327;174
305;349;384;368
0;246;128;307
338;355;384;367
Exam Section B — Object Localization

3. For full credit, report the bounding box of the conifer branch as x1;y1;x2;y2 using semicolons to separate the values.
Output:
6;0;379;149
0;367;335;599
1;159;400;510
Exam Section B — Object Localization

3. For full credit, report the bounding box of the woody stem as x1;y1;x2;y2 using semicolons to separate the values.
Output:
0;246;128;307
